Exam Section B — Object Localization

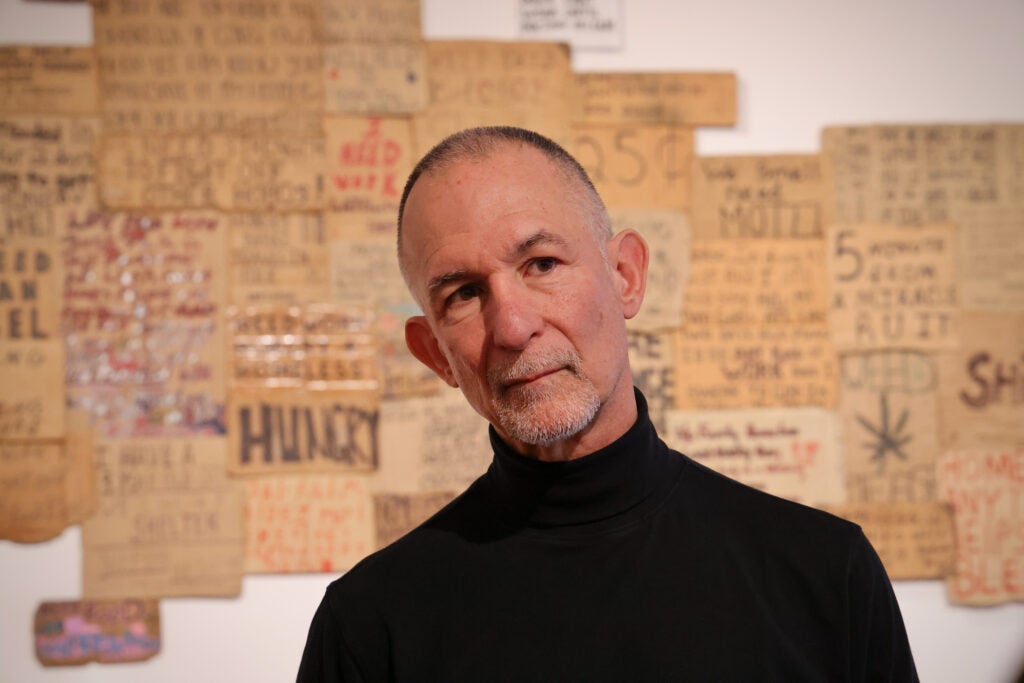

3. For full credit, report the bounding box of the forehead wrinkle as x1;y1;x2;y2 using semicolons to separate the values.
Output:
513;230;569;257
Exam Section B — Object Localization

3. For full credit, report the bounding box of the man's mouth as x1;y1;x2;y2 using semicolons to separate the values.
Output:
504;366;564;390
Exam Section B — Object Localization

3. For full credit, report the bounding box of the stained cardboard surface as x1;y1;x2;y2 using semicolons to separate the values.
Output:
690;154;832;240
35;599;160;666
82;438;244;599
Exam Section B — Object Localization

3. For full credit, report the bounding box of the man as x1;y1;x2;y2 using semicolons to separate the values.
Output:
298;127;918;681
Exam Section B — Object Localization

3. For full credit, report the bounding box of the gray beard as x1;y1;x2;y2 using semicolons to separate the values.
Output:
488;349;601;446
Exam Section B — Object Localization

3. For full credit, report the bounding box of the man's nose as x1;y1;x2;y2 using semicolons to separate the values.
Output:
484;281;544;350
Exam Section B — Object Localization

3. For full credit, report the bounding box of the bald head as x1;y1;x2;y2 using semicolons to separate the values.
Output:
396;126;611;282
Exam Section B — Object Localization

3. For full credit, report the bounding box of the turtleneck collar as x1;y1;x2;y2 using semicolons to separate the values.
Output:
478;389;684;533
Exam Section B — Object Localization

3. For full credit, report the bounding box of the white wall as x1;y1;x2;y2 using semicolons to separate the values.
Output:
2;0;1023;681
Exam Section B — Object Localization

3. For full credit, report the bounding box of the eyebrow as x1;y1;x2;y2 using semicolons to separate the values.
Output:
426;230;570;300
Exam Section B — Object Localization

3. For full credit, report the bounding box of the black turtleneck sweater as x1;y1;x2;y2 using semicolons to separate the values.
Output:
298;391;918;682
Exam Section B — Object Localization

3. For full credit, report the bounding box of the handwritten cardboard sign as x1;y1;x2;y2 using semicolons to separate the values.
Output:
664;406;845;506
375;389;490;493
82;437;244;599
827;224;960;351
325;116;414;215
937;448;1024;606
319;0;422;43
330;235;411;311
684;240;829;329
373;491;457;549
328;220;440;399
840;351;941;503
0;116;99;241
227;213;328;305
244;475;375;573
0;410;96;543
0;441;69;543
325;43;427;113
570;124;694;211
824;501;955;580
609;208;689;331
953;206;1024;311
227;387;379;475
675;239;838;409
823;124;1024;311
519;0;624;50
0;46;98;115
571;72;736;126
413;40;572;155
0;340;64;440
690;154;832;240
62;208;226;437
674;325;838;410
938;312;1024;450
99;133;325;211
628;330;678;434
92;0;323;134
228;304;378;388
0;236;62;346
34;599;160;666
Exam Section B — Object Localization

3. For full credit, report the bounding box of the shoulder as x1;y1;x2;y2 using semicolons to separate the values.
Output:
672;451;865;560
324;479;488;605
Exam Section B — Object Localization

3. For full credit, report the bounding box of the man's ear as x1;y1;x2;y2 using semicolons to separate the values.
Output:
405;315;459;387
608;229;649;319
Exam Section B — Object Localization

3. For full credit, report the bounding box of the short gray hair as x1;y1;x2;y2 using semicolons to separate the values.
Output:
396;126;612;277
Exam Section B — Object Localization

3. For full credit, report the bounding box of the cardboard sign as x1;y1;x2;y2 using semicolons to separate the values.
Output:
675;240;838;409
99;133;325;211
62;209;226;437
227;213;329;305
93;0;323;134
35;599;160;666
0;430;95;540
664;407;845;506
690;154;832;240
373;491;457;549
610;208;690;331
0;412;96;542
374;389;490;493
82;438;244;599
244;475;375;573
569;124;694;211
325;116;414;215
324;43;427;113
571;72;736;126
840;351;941;503
0;340;64;440
227;304;378;388
827;224;960;351
628;330;678;434
227;387;379;475
0;116;99;241
823;124;1024;311
937;448;1024;606
518;0;624;50
319;0;422;43
413;41;572;155
0;46;98;115
938;312;1024;450
825;501;955;580
0;441;69;543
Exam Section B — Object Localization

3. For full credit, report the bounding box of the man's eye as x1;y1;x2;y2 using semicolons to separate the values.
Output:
447;284;481;306
530;257;558;274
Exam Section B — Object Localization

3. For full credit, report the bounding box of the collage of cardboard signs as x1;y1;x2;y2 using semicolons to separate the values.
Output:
0;0;1021;667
